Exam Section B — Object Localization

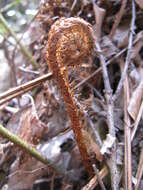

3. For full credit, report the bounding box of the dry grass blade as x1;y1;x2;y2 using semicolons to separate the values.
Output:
131;100;143;141
128;80;143;121
0;72;52;106
121;59;132;190
134;149;143;190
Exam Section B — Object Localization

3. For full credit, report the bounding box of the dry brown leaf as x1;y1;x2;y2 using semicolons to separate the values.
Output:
3;157;47;190
6;106;29;135
19;107;46;144
136;0;143;9
128;80;143;120
35;89;68;138
113;24;129;48
93;3;106;38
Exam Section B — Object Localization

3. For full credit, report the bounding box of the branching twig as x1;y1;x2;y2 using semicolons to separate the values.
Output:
92;164;107;190
95;41;119;190
113;0;136;102
81;166;108;190
0;13;38;69
73;48;127;92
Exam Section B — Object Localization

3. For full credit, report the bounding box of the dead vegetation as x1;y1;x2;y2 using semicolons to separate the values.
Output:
0;0;143;189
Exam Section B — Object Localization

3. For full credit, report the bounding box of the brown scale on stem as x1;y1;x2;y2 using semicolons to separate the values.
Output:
46;17;95;175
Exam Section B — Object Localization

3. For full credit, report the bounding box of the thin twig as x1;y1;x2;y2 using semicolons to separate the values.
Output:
109;0;127;39
81;166;108;190
19;66;39;75
11;9;40;62
73;48;127;91
92;164;107;190
113;0;136;102
95;42;112;93
95;41;119;190
71;0;77;12
8;166;47;178
0;86;36;107
2;39;15;86
0;124;74;181
92;3;119;187
50;172;56;190
0;72;52;99
0;72;52;106
2;39;21;106
0;13;38;69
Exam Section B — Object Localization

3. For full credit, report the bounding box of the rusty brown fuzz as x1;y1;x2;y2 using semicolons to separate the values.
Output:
46;17;95;175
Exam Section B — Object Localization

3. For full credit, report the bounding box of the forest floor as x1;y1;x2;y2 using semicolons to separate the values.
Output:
0;1;143;190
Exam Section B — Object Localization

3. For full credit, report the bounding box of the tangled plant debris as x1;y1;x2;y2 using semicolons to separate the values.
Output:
0;0;143;190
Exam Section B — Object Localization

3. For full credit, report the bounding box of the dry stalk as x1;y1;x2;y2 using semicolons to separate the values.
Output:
0;73;52;106
121;58;132;190
92;164;107;190
95;41;119;190
134;149;143;190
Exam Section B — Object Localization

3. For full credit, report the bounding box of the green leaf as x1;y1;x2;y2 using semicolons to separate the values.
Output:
0;22;8;35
